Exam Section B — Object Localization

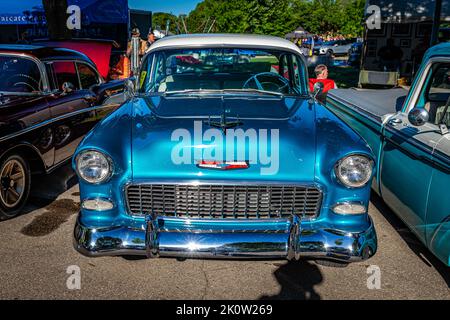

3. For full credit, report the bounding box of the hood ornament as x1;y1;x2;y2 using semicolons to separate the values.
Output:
205;112;243;133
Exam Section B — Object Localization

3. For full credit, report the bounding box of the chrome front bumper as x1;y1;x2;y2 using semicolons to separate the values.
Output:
73;215;377;263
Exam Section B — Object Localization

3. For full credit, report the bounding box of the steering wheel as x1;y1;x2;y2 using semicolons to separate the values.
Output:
7;74;40;92
243;72;291;94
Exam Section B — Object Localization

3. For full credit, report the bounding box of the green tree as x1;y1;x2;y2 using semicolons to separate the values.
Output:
152;12;179;33
185;0;365;38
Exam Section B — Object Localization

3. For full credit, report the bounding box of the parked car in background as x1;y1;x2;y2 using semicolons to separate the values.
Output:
314;39;355;57
73;34;377;267
326;43;450;266
0;45;126;219
348;42;363;67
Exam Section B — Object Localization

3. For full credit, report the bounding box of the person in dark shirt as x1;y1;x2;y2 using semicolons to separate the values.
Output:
378;38;403;72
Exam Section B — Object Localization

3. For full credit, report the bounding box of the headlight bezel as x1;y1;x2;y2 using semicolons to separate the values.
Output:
334;154;374;189
75;149;114;185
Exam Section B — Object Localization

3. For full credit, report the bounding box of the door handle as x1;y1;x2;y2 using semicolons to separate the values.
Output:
388;118;402;126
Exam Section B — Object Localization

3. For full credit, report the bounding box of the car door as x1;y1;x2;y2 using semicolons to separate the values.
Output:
379;59;448;242
421;64;450;263
45;60;97;165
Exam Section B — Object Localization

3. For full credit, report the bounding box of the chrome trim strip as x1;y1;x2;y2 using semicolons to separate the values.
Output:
0;103;113;143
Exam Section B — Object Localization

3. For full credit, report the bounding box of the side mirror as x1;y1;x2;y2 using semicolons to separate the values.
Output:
90;84;101;95
408;108;429;127
312;82;324;99
125;77;136;98
62;82;75;94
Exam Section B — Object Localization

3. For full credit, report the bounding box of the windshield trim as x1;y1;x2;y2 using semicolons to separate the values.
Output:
138;46;309;98
0;52;49;94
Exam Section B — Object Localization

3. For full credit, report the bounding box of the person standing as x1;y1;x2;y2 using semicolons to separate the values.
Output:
378;38;404;72
309;64;337;93
126;28;147;58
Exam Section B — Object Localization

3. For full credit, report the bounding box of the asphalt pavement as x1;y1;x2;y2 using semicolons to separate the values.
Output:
0;164;449;300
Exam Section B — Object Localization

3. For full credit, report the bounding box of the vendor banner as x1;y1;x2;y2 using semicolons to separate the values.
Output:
0;0;128;25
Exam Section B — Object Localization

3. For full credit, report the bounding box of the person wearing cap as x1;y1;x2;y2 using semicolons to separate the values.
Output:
126;28;147;58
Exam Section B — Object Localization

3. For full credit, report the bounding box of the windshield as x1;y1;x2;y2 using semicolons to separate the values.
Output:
0;56;43;94
139;48;308;96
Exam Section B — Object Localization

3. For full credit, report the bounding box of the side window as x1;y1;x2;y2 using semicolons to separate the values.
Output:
52;61;80;91
416;63;450;126
76;63;100;89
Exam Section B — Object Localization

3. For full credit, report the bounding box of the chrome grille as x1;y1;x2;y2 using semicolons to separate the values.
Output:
126;184;322;219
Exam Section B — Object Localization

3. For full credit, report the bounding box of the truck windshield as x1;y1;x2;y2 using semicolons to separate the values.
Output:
139;48;308;96
0;56;42;94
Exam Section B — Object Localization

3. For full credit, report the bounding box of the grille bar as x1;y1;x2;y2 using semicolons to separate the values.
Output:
126;184;322;219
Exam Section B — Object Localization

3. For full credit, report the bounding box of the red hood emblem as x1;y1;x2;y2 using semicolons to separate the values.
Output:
197;160;250;170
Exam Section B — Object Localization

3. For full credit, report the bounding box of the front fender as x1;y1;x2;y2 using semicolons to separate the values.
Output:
429;217;450;267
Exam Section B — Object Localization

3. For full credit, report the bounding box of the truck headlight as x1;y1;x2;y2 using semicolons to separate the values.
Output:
76;150;113;184
335;155;373;188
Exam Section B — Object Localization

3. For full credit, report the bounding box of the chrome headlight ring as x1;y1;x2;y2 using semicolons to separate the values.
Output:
334;154;374;189
75;150;114;184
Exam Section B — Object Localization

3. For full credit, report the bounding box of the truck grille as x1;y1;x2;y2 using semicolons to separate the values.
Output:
126;184;322;219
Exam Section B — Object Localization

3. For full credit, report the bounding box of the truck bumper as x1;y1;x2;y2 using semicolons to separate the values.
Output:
73;215;377;263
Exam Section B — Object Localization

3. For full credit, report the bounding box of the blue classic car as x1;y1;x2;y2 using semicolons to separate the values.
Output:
326;43;450;266
72;34;377;266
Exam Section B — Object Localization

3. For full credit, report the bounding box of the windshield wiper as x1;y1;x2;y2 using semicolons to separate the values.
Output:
163;89;206;96
163;89;283;97
222;89;283;96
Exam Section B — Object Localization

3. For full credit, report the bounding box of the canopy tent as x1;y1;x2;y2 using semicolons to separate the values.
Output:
365;0;450;23
285;26;313;39
0;0;128;26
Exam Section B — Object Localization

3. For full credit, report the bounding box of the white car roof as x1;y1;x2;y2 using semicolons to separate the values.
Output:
148;33;303;55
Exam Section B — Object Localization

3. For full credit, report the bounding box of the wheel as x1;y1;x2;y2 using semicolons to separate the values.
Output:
0;154;31;220
315;259;349;268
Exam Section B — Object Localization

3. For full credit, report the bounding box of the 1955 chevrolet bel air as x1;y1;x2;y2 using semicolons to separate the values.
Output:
72;34;377;266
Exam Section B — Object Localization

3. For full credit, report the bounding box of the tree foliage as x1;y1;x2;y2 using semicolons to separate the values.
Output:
185;0;366;37
152;12;178;34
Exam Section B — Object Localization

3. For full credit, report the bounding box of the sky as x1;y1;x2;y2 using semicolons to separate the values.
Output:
129;0;201;15
0;1;201;16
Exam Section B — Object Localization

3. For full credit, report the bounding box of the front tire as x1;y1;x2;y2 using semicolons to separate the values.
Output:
0;154;31;220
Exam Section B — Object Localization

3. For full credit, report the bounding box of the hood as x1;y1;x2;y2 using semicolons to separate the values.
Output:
131;95;317;183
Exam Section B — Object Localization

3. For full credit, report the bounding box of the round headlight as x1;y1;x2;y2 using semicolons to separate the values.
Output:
335;155;373;188
76;150;112;184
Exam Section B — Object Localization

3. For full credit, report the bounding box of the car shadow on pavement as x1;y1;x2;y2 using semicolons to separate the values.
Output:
259;260;323;300
371;193;450;288
21;162;78;216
